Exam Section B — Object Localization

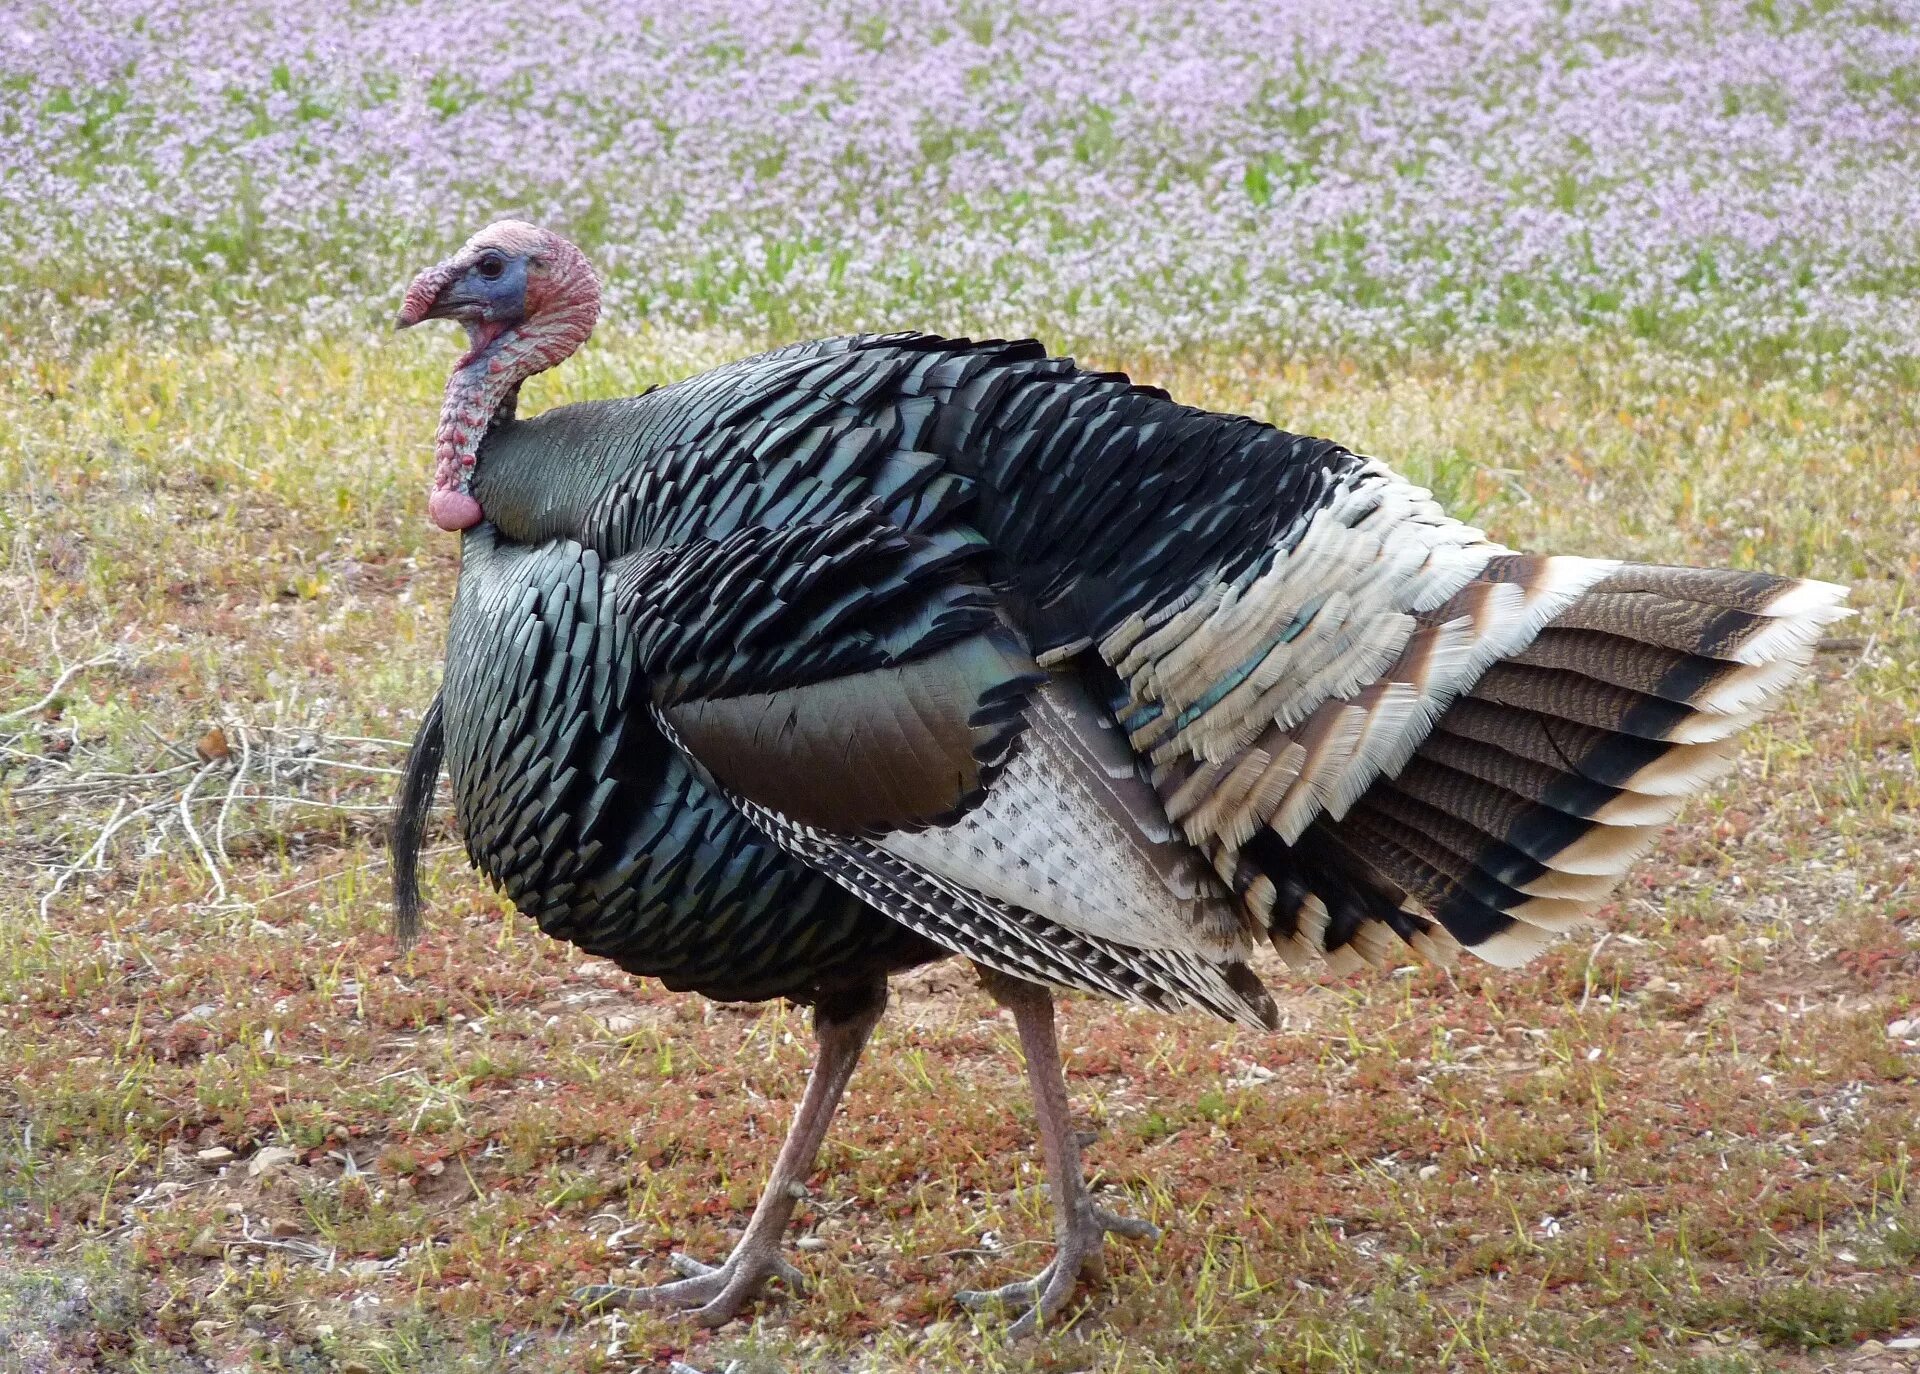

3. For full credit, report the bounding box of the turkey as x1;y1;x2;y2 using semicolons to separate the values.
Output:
390;220;1850;1333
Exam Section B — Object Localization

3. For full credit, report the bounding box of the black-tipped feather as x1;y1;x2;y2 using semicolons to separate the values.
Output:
391;691;445;951
1269;572;1845;965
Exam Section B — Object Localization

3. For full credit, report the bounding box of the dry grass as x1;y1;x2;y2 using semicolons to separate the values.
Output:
1;331;1916;1372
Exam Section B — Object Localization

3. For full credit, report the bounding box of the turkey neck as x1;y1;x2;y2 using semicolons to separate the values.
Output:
431;356;518;504
433;293;599;519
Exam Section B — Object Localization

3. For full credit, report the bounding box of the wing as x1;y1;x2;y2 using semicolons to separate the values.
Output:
434;527;940;1004
606;486;1276;1027
663;338;1845;979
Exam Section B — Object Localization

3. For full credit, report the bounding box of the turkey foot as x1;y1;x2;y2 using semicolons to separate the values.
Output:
577;1245;809;1326
574;980;884;1326
962;968;1163;1336
956;1204;1160;1335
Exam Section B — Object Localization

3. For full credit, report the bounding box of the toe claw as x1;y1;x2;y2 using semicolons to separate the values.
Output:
1096;1208;1161;1242
690;1294;745;1329
951;1204;1158;1333
1006;1306;1046;1339
954;1273;1047;1312
768;1253;809;1293
668;1252;718;1280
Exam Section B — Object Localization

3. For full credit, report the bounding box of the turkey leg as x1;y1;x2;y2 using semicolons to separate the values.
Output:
957;967;1160;1336
577;977;885;1326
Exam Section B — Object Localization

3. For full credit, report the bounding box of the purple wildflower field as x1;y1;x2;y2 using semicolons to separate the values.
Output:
8;0;1920;368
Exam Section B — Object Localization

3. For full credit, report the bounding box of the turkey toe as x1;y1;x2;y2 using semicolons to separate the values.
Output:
955;1205;1154;1335
575;1246;807;1324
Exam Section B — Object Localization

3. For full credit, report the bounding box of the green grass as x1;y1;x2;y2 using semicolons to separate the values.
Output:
1;329;1917;1371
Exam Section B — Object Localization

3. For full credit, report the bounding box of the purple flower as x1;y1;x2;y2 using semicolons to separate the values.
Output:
3;0;1916;373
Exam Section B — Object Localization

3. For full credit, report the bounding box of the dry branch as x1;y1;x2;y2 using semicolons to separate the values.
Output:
12;699;443;917
0;649;129;724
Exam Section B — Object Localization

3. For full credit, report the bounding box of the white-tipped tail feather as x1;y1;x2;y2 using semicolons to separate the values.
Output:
1267;567;1850;973
1090;452;1846;987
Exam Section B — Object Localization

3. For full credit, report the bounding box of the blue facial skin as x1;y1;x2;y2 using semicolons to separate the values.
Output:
434;251;529;326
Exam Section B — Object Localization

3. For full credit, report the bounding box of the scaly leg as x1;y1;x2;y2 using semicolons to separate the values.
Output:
957;967;1160;1336
577;978;885;1327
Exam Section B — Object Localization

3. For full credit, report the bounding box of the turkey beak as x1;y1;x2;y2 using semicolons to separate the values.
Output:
395;260;462;331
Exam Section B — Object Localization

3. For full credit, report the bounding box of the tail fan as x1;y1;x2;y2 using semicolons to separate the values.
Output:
1276;564;1850;970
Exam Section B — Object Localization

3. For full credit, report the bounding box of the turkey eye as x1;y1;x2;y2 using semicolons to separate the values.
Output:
476;253;506;281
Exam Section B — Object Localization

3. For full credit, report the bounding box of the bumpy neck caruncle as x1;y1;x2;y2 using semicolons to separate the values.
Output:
426;230;600;532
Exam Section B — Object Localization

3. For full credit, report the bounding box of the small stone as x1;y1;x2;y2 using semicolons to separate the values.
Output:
1887;1335;1920;1350
1642;980;1693;1016
424;1160;445;1177
922;1320;956;1341
796;1236;828;1252
339;1362;374;1374
330;1124;351;1140
1887;1018;1915;1040
196;1146;235;1165
1418;1164;1441;1181
248;1146;299;1179
268;1217;303;1238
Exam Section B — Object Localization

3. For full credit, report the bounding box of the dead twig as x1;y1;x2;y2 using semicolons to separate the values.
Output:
1579;932;1614;1012
297;757;407;777
214;722;252;868
24;714;444;917
0;650;127;724
35;796;128;920
177;762;228;907
252;844;458;908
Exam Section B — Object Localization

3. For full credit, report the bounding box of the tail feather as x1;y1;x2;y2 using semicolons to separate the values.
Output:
1412;729;1687;826
1547;594;1811;663
1250;565;1848;972
1467;662;1709;740
391;692;446;951
1345;796;1628;929
1508;628;1806;712
1587;565;1847;614
1245;825;1436;973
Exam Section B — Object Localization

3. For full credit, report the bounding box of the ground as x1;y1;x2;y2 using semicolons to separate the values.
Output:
1;333;1916;1372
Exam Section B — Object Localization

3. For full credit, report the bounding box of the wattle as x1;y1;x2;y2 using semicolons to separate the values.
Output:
428;487;484;531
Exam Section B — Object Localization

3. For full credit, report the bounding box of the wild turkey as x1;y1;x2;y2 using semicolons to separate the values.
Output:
390;220;1849;1333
